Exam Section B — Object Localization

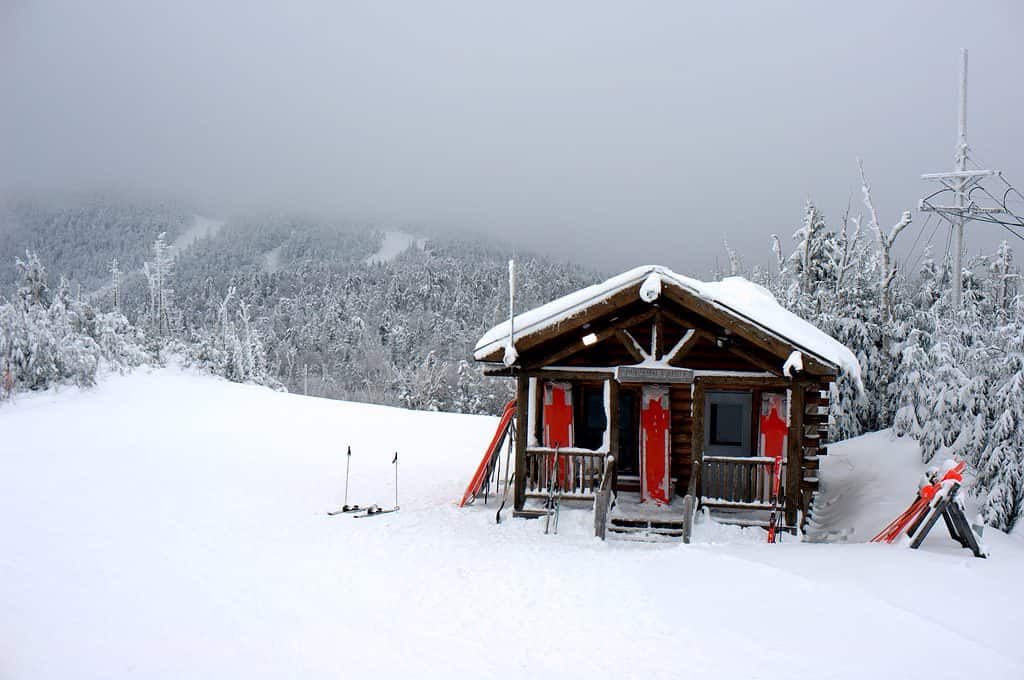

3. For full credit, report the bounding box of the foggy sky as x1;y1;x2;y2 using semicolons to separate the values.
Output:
2;1;1022;274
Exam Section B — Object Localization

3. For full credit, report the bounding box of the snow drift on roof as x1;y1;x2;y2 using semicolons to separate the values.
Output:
474;265;861;381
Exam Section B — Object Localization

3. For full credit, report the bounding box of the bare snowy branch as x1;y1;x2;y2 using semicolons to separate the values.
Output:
858;158;911;320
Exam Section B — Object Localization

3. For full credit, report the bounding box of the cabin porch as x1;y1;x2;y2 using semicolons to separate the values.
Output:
506;370;830;541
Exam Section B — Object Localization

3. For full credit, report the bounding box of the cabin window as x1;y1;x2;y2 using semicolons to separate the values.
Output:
574;384;607;450
704;390;752;456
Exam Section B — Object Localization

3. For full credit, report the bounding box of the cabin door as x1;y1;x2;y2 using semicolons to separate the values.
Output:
640;385;671;505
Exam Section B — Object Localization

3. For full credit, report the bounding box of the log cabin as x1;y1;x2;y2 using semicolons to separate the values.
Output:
472;265;860;541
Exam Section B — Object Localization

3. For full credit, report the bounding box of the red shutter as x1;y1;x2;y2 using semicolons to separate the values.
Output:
640;385;671;505
758;393;788;461
543;382;574;490
542;382;574;448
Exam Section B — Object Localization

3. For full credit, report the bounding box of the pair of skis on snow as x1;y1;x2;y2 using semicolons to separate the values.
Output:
329;503;397;519
326;447;400;519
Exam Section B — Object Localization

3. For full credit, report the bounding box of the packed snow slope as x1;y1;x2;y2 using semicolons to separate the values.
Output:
2;370;1022;680
171;214;224;253
364;230;425;265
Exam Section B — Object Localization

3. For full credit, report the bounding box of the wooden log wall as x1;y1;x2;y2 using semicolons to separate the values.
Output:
800;383;830;527
784;387;804;528
669;385;693;497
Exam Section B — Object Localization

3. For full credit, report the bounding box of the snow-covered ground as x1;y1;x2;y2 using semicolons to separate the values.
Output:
2;370;1022;679
365;230;425;265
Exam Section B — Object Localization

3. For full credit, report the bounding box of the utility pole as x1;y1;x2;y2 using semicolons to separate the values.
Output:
954;47;968;309
920;49;1008;310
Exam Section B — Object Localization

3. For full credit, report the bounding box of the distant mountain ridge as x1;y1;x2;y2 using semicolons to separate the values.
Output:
0;194;600;414
0;195;193;290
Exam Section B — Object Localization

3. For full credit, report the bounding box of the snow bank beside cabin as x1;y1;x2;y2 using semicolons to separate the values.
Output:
474;265;861;381
806;429;946;542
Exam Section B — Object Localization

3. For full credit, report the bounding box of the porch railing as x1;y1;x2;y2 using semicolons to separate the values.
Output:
700;455;782;509
524;447;607;500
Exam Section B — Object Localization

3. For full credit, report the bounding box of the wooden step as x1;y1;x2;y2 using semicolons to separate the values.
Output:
524;491;596;501
607;516;687;541
609;526;685;537
709;514;798;534
607;524;685;541
610;517;687;530
700;498;775;511
615;475;640;493
512;508;550;519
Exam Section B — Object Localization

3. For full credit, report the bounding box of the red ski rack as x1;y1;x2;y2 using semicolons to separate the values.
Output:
871;461;965;544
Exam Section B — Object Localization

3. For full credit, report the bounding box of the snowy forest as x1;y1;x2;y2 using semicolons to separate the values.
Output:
747;173;1024;534
1;187;1023;532
0;196;594;415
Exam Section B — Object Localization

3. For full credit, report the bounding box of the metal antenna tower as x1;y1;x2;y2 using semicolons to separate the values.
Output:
920;49;1009;310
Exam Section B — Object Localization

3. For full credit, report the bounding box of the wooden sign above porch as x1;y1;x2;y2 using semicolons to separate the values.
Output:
614;366;694;384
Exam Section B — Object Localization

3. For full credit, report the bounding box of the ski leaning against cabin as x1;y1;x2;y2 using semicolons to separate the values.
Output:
470;265;860;542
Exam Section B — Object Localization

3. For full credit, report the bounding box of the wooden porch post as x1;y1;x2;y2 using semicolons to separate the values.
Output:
785;384;805;529
514;375;529;511
690;381;705;499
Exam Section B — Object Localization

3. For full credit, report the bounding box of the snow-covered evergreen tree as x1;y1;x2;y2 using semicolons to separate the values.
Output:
143;232;175;344
754;179;1024;532
0;251;148;393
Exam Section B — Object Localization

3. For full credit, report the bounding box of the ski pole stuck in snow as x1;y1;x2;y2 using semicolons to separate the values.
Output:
327;446;368;515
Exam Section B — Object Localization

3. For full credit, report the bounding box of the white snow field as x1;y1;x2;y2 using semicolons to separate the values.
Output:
2;370;1022;679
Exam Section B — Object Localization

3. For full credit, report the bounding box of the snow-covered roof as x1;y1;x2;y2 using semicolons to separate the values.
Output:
475;265;861;381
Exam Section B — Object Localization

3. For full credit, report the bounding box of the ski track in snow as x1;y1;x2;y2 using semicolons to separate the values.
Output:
171;215;224;254
261;245;283;273
364;230;424;265
0;369;1021;679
